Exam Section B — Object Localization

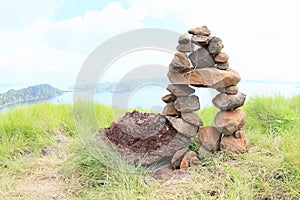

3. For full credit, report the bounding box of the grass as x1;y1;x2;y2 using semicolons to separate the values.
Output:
0;95;299;199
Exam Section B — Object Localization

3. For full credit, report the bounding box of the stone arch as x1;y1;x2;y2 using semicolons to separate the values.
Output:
162;26;249;165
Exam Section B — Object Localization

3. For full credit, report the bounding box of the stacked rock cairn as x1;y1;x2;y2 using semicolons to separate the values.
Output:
162;25;250;169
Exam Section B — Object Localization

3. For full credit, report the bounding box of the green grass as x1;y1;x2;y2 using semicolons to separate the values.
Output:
0;95;299;199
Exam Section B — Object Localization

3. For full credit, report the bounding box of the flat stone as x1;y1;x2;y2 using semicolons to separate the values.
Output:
217;85;238;95
171;148;187;169
169;52;191;73
214;109;246;135
188;48;215;69
178;33;190;44
174;95;200;112
176;42;194;53
188;25;211;36
220;129;250;153
198;126;221;152
214;52;229;63
167;84;195;96
168;68;241;89
212;92;246;111
191;35;212;46
181;112;203;126
169;117;199;138
208;37;224;56
162;93;177;103
163;102;180;116
215;62;229;70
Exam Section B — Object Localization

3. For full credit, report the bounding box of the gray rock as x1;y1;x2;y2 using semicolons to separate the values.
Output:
169;52;191;73
169;117;199;138
212;92;246;111
217;85;238;95
174;95;200;112
178;33;190;44
208;37;224;56
188;48;215;69
181;112;203;126
167;84;195;96
215;62;229;70
163;102;180;116
162;93;177;103
176;42;194;53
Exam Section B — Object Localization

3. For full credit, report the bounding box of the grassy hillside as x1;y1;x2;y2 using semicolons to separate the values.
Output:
0;95;299;199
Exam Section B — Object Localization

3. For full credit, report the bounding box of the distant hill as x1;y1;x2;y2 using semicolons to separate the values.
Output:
0;84;64;107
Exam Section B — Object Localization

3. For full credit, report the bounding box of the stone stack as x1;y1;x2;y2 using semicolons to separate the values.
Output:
162;25;250;168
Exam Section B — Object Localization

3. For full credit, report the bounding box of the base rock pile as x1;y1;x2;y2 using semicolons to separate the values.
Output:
163;25;250;168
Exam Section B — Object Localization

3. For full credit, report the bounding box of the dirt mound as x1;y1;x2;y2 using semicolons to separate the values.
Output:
104;110;177;153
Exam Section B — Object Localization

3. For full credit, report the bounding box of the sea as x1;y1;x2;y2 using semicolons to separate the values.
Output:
1;81;300;113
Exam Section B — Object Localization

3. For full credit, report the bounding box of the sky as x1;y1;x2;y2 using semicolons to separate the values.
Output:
0;0;299;91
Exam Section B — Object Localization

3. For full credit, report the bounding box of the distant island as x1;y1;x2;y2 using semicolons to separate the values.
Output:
0;84;64;108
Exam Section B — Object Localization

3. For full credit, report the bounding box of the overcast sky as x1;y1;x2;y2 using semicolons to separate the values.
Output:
0;0;299;90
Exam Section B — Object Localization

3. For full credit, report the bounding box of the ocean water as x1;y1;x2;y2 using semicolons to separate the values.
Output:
1;81;300;112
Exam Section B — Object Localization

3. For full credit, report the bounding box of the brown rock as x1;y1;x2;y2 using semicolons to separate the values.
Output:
169;117;199;138
217;85;238;95
180;157;189;170
180;150;198;170
191;35;212;46
174;95;200;112
208;37;224;56
198;126;221;152
215;62;229;70
220;129;250;153
214;52;229;63
188;25;211;36
162;93;177;103
214;109;246;135
212;92;246;111
167;84;195;96
163;102;180;116
171;148;187;169
188;48;215;69
169;52;191;73
168;68;241;89
181;112;203;126
178;33;190;44
176;42;194;53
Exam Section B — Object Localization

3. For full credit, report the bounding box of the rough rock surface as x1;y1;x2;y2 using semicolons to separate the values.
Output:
178;33;190;44
163;102;180;116
217;85;238;95
220;129;250;153
176;42;193;53
214;109;246;135
162;93;177;103
212;92;246;111
168;68;241;89
188;48;215;68
167;84;195;96
181;112;203;126
208;37;224;56
214;52;229;63
168;117;199;138
169;52;191;73
171;148;187;169
174;95;200;112
188;25;211;36
198;126;221;153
